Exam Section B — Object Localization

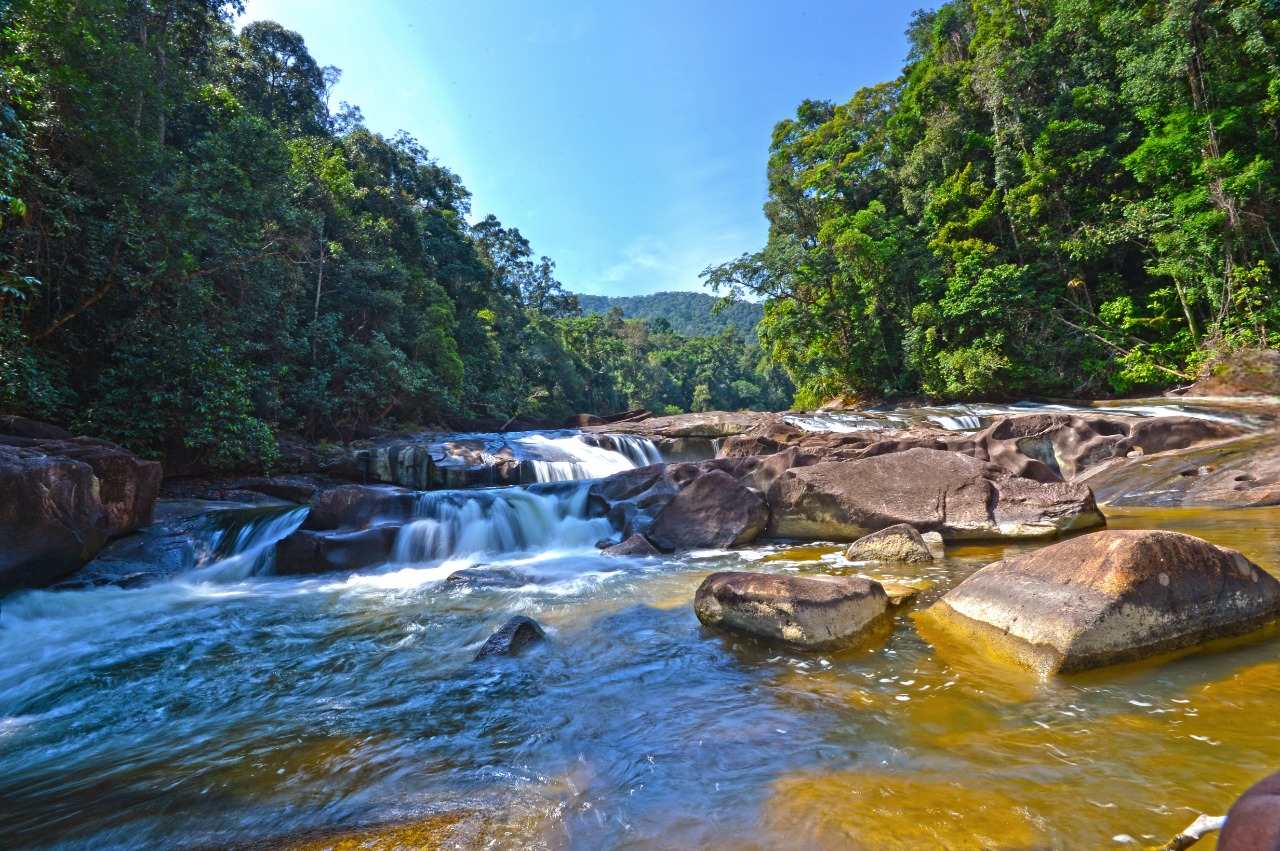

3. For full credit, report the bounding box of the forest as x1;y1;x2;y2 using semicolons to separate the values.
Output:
578;291;765;342
2;0;1278;467
707;0;1280;408
0;0;789;468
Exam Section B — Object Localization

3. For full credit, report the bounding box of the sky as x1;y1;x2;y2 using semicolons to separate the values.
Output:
237;1;928;297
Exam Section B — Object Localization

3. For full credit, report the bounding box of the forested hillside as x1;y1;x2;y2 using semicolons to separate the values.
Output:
578;291;764;342
707;0;1280;407
0;1;788;468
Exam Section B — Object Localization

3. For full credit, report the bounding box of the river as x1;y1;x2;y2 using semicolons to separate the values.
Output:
1;413;1277;849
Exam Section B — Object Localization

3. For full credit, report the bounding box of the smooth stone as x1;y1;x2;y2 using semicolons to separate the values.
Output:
694;571;890;652
474;615;547;660
925;529;1280;674
1220;771;1280;850
844;523;934;563
274;526;400;576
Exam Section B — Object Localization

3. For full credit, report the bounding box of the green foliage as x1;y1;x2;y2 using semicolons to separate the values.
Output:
578;291;765;342
707;0;1280;403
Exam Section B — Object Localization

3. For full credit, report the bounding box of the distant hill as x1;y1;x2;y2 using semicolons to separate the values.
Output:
577;291;764;342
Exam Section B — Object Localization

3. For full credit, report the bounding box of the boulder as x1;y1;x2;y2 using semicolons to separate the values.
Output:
694;571;891;652
586;410;789;440
274;525;400;575
1220;771;1280;850
646;470;770;550
601;534;663;558
0;447;109;593
34;437;162;536
0;414;72;440
844;523;934;563
925;530;1280;674
303;484;416;531
766;448;1105;542
474;615;547;660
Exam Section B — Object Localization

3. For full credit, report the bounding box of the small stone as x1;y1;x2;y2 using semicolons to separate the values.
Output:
474;615;547;661
446;567;525;588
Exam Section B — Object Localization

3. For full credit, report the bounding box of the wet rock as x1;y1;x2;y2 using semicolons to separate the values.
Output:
303;484;416;531
601;534;663;558
446;567;526;588
474;615;547;660
926;530;1280;674
1080;431;1280;508
0;447;108;593
879;581;921;608
646;470;770;550
694;571;891;652
1220;771;1280;850
844;523;934;563
766;448;1105;542
921;531;945;553
275;525;400;575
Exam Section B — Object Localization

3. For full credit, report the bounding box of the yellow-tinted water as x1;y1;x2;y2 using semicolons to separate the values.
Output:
4;506;1280;849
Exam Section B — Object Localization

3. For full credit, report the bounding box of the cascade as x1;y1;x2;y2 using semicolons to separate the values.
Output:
392;483;613;565
187;505;310;583
512;432;663;482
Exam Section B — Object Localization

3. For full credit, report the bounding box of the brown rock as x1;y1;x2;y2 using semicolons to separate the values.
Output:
274;525;400;576
1182;349;1280;397
926;530;1280;673
0;447;109;593
1221;771;1280;850
694;571;891;651
303;484;416;531
844;523;934;563
474;615;546;660
602;534;663;558
646;470;770;550
766;448;1105;542
34;437;162;535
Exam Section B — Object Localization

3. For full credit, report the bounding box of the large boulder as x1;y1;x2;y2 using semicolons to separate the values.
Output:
34;437;162;535
1220;771;1280;850
0;447;109;593
274;525;400;576
925;530;1280;674
766;448;1105;542
646;469;770;550
303;484;416;531
695;571;891;652
844;523;934;563
601;534;663;558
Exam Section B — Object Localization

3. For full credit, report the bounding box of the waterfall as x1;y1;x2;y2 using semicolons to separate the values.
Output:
392;483;613;565
512;432;663;482
187;506;310;583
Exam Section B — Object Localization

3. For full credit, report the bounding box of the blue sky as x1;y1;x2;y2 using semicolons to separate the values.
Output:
238;1;928;297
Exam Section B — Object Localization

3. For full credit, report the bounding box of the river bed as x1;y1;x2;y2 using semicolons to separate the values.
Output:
2;493;1278;849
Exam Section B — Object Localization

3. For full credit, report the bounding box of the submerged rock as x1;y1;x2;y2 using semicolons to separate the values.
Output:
446;567;525;588
925;530;1280;674
601;534;663;558
694;571;891;652
646;469;770;550
766;448;1105;542
844;523;934;563
474;615;547;660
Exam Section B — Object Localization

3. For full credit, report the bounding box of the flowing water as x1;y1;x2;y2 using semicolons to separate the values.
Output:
2;488;1280;847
